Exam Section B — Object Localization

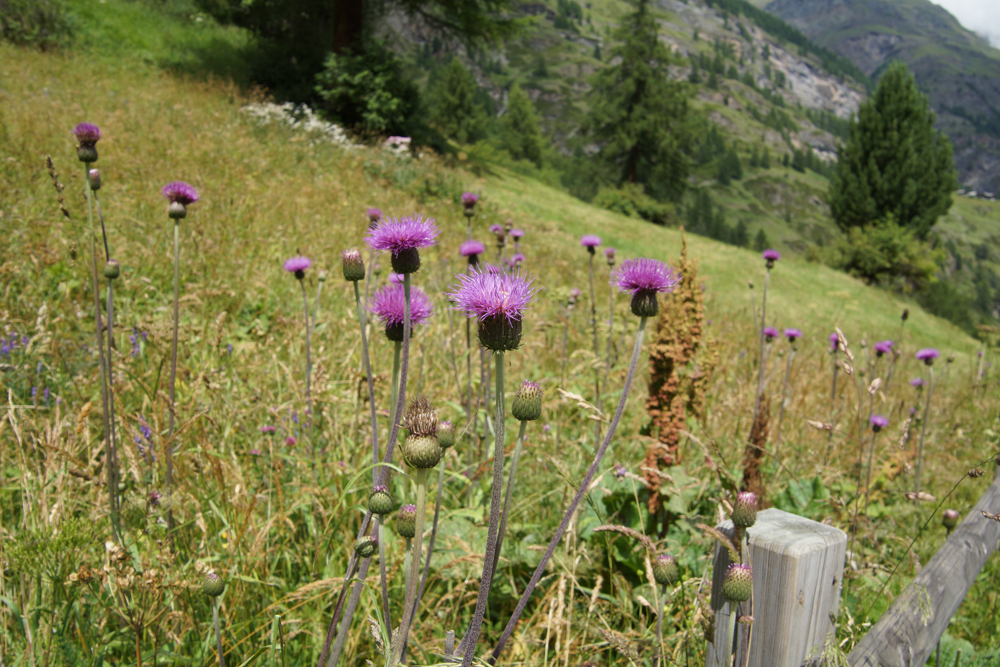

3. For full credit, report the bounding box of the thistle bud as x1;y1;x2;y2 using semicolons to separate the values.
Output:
369;486;394;515
341;248;366;282
478;314;523;353
942;508;959;533
318;270;328;282
511;380;543;422
437;420;455;450
168;201;187;219
73;123;101;164
732;492;757;528
103;259;120;280
722;563;752;603
390;247;420;275
403;434;442;469
202;572;225;597
652;553;679;586
354;535;378;558
604;247;616;267
88;169;101;191
629;291;659;318
404;397;438;437
396;504;417;538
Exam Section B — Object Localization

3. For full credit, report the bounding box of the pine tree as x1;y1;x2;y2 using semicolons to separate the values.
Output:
588;0;690;200
753;228;769;251
501;84;545;167
829;62;956;239
428;58;488;143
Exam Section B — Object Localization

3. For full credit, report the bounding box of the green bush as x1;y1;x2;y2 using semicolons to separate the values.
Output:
827;216;942;293
0;0;71;49
593;182;673;225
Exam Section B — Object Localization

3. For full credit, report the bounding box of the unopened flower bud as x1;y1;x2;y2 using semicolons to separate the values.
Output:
318;270;327;282
103;259;120;280
511;380;543;421
341;248;366;282
168;201;187;219
396;504;417;538
369;486;394;515
88;169;101;191
203;572;225;597
732;492;757;528
478;314;523;352
437;421;455;449
354;535;378;558
943;508;959;533
653;553;679;586
403;434;442;469
722;563;752;603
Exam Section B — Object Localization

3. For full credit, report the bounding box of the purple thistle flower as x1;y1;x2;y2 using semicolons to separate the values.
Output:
0;345;8;356
261;424;277;434
448;266;539;352
870;414;889;430
613;464;627;480
72;122;102;147
911;377;925;388
611;257;681;317
285;436;297;447
511;252;526;265
874;340;894;356
762;249;780;262
510;229;524;240
490;224;504;235
283;256;311;279
366;207;383;223
543;423;551;433
569;288;581;300
161;181;200;206
580;234;601;249
250;448;262;456
460;239;486;257
365;215;439;255
916;348;940;365
370;283;434;341
763;326;779;342
461;192;479;208
830;332;840;351
604;247;616;259
784;328;802;342
43;387;50;405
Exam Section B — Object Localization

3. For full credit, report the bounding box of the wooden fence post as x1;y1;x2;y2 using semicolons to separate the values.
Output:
848;473;1000;666
705;508;847;667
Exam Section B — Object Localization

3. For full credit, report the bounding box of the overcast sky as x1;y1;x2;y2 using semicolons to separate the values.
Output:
931;0;1000;46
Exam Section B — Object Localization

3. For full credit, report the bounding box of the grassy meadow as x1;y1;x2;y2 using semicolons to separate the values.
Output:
1;15;1000;667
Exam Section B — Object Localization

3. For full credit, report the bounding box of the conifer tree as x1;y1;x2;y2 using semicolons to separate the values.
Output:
428;58;488;143
501;84;545;167
588;0;690;200
829;62;956;239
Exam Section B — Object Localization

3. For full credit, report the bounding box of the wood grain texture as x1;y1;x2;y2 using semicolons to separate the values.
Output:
706;508;847;667
848;474;1000;667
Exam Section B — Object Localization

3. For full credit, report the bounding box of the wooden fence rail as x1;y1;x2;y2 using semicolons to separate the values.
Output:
848;473;1000;667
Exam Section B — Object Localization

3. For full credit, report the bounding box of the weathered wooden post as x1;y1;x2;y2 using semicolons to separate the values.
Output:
848;474;1000;666
706;508;847;667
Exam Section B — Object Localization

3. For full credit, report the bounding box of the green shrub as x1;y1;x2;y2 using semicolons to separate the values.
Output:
593;182;673;225
0;0;71;49
827;216;942;293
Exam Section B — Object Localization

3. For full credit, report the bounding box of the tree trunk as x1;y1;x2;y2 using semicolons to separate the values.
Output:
333;0;365;55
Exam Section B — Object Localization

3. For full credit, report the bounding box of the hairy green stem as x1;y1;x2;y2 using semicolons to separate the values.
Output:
488;317;648;665
588;253;601;443
491;419;527;575
377;521;391;635
352;281;379;484
461;351;506;667
105;281;119;515
299;278;312;440
389;341;402;435
166;219;180;544
394;468;428;665
915;365;935;494
773;348;795;454
415;457;446;618
213;597;226;667
752;268;770;421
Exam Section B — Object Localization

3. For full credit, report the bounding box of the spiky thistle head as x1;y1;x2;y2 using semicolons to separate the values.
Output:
762;248;780;268
283;256;311;280
103;259;120;280
653;553;679;586
365;214;439;274
88;169;101;190
874;340;894;357
910;377;925;390
461;192;479;209
203;572;225;597
916;348;939;365
870;414;888;432
511;380;543;421
722;563;752;603
510;228;524;240
829;333;840;352
354;535;378;558
732;491;757;528
437;420;455;449
369;485;394;515
604;247;616;266
341;248;365;282
396;504;417;538
404;397;438;437
460;239;486;265
369;283;433;341
73;122;102;162
611;257;682;318
580;234;601;253
784;328;802;344
366;207;383;226
447;266;539;353
943;508;960;532
763;327;778;343
162;181;200;219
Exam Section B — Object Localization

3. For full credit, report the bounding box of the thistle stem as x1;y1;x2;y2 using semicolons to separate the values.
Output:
299;278;312;438
773;348;795;454
106;280;119;514
389;341;402;434
213;597;226;667
85;164;118;541
166;219;181;545
654;583;666;667
492;419;527;575
415;457;446;618
915;366;935;494
377;520;391;634
864;428;881;512
394;468;428;665
488;317;649;665
602;287;614;397
752;269;770;421
588;253;601;443
461;350;506;667
352;281;379;484
327;535;374;667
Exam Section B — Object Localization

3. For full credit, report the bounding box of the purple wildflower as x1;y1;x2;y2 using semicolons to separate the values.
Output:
461;192;479;208
490;224;503;235
916;348;940;365
460;239;486;258
72;122;102;147
604;247;616;260
830;332;840;351
580;234;602;249
543;423;551;433
448;266;539;352
613;464;627;480
510;229;524;240
911;377;924;388
370;283;434;341
261;425;276;434
365;215;438;254
285;436;297;447
784;328;802;342
569;288;581;300
762;249;780;262
366;207;383;223
763;326;779;342
250;449;262;456
43;387;50;405
283;256;311;279
611;257;681;317
161;181;200;206
389;272;404;284
511;252;526;265
870;414;889;430
874;340;894;356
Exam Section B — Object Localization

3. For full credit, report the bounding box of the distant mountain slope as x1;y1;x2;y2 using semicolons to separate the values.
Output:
758;0;1000;192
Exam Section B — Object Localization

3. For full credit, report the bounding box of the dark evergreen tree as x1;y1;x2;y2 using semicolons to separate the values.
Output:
733;220;750;247
501;84;545;167
829;62;957;239
428;58;488;143
760;147;771;168
588;0;690;200
716;148;742;184
752;228;769;251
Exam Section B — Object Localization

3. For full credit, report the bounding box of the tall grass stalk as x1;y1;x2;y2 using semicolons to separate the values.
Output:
489;316;648;665
461;350;507;667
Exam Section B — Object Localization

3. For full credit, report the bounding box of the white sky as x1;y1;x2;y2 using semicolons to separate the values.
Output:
930;0;1000;47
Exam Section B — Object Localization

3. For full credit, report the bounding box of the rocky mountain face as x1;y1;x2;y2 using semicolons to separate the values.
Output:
761;0;1000;192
